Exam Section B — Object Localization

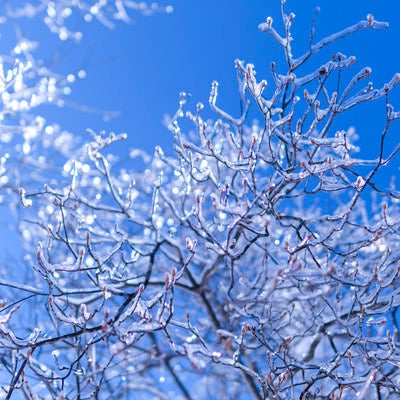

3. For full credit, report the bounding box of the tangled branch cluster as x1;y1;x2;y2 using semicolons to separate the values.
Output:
1;1;400;399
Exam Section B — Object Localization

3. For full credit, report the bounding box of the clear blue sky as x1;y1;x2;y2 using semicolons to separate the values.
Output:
0;0;396;186
3;0;399;269
28;0;399;166
0;2;399;395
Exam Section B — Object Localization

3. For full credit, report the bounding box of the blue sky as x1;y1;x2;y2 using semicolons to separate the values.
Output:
27;0;400;167
3;0;398;280
0;2;399;396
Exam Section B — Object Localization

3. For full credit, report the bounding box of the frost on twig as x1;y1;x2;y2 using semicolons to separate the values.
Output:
5;1;173;38
1;1;400;399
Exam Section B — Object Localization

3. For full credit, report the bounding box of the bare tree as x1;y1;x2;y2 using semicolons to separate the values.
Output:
1;1;400;399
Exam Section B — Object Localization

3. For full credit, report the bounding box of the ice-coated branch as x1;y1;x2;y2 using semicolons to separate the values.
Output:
1;0;400;399
293;14;389;69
